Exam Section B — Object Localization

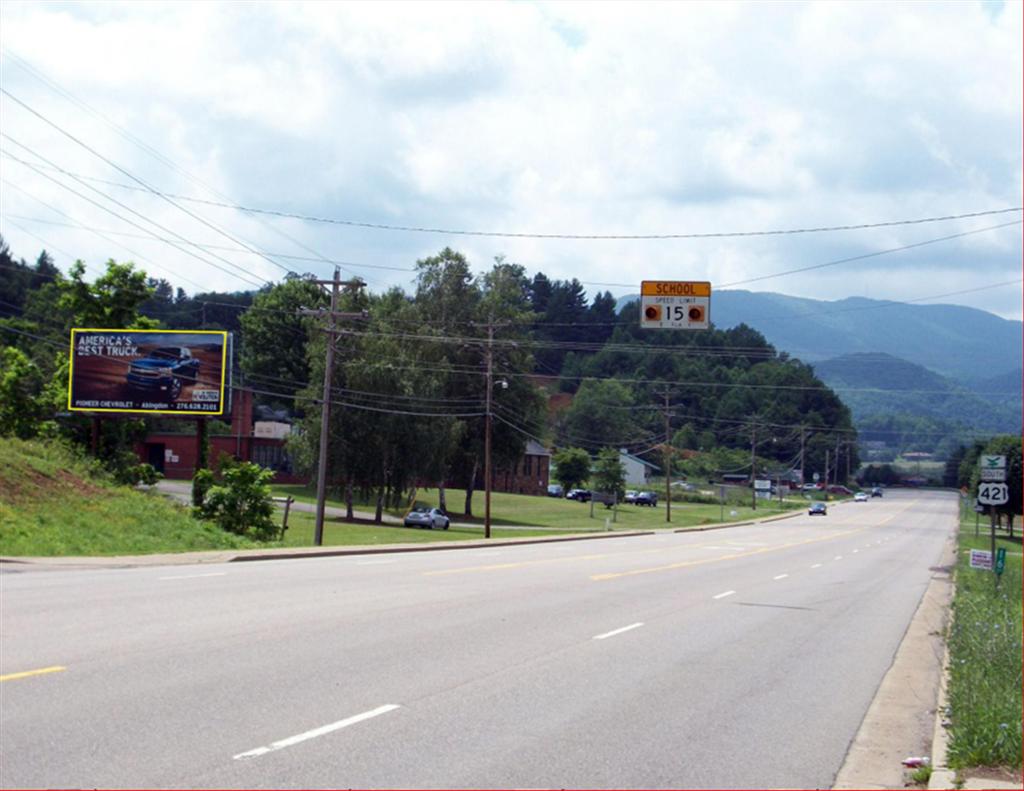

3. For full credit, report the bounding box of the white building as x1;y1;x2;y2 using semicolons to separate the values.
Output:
619;449;660;486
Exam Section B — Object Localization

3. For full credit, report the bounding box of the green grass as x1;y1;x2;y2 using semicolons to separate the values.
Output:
270;483;805;532
277;510;582;545
0;437;252;556
945;512;1022;770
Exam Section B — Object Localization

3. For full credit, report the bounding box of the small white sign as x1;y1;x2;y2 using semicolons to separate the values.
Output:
978;482;1010;506
754;479;772;490
969;549;993;570
981;455;1006;470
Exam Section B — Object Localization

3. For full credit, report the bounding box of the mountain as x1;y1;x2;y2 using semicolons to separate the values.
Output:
811;353;1020;434
617;289;1022;382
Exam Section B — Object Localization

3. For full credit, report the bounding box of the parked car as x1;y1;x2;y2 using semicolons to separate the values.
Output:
634;491;658;506
671;481;696;491
126;346;200;401
870;487;883;497
827;485;854;495
547;484;564;498
623;490;639;503
808;502;828;516
801;483;821;491
566;489;592;502
854;492;869;502
403;506;450;530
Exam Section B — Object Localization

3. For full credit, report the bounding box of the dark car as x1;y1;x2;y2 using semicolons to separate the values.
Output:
126;346;200;401
566;489;592;502
547;484;564;498
870;487;883;497
809;502;828;516
634;491;658;506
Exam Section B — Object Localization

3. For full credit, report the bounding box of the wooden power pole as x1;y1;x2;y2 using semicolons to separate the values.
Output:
305;268;365;546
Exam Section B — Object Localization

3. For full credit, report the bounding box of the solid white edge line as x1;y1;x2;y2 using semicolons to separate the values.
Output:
713;590;736;600
158;572;227;580
233;704;400;760
593;622;644;640
811;563;823;569
773;574;789;580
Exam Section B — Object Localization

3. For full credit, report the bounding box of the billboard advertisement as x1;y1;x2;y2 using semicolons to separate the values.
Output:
68;329;230;415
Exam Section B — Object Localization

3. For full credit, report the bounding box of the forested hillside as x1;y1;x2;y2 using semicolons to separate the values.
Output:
2;236;862;499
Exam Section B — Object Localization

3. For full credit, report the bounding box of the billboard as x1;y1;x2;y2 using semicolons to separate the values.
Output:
68;329;230;415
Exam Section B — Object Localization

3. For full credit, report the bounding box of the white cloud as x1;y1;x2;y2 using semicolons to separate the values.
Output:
0;0;1020;320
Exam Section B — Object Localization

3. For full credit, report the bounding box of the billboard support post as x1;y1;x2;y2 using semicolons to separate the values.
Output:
91;416;101;456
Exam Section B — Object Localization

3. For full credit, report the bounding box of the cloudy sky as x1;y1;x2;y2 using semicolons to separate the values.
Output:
1;0;1021;319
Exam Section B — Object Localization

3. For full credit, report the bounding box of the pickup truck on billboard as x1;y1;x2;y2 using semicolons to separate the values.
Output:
69;329;229;415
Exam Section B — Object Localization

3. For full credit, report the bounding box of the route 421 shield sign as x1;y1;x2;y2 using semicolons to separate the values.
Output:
977;482;1009;506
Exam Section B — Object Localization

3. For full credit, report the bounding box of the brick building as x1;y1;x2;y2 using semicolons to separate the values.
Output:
133;387;303;483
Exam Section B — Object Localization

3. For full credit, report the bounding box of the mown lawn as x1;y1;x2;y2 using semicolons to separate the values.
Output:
270;483;804;532
945;512;1022;770
277;510;581;545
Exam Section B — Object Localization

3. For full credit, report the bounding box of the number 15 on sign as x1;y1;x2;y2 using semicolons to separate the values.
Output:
977;482;1009;506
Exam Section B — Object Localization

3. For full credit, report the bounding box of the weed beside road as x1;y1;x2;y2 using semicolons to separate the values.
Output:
945;515;1022;770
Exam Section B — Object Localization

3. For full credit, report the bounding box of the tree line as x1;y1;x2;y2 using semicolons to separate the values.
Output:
2;235;866;517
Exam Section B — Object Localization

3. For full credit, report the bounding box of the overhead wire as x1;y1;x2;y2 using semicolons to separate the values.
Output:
2;51;372;285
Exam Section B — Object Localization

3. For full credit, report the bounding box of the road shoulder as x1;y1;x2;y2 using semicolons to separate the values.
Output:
833;529;957;790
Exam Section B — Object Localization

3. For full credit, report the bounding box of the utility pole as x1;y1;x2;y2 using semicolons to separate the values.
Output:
835;435;841;486
484;319;494;540
799;426;806;486
305;268;366;546
825;448;830;498
662;390;672;523
750;420;758;511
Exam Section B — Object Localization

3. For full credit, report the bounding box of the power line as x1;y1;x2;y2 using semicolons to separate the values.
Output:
1;89;302;279
1;140;269;289
3;51;367;284
3;144;1017;240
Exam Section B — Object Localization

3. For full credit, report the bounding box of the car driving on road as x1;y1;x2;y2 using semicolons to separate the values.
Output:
809;502;828;516
854;492;869;502
403;506;450;530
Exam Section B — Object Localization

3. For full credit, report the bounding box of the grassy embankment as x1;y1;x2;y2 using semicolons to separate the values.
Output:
270;482;806;532
0;437;250;556
945;510;1022;772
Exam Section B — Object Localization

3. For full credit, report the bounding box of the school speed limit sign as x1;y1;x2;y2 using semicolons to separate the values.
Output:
977;482;1009;506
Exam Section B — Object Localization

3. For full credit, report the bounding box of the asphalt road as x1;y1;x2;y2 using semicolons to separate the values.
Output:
0;489;957;789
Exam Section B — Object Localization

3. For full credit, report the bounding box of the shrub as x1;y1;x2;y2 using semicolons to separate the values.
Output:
198;462;278;541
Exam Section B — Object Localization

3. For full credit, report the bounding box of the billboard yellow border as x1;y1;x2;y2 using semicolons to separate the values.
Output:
68;328;229;416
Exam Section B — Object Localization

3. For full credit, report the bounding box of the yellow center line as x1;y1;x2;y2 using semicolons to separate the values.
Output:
591;529;865;581
0;665;66;682
593;498;922;581
424;553;611;576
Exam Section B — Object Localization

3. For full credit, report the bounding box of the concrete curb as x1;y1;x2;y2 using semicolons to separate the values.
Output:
227;529;656;563
2;504;812;570
927;639;956;790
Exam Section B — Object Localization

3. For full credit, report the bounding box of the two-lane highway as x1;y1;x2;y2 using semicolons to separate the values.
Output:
0;490;956;788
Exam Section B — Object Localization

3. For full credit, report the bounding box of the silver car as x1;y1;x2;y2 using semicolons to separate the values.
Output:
403;506;450;530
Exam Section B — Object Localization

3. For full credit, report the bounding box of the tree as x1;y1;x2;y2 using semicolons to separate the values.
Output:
592;447;626;502
561;379;639;451
553;447;591;491
239;275;328;407
58;260;158;330
976;435;1022;536
0;347;46;438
